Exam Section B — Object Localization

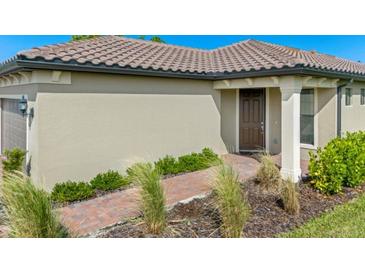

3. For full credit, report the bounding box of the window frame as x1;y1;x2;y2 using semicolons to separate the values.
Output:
345;88;352;106
361;88;365;106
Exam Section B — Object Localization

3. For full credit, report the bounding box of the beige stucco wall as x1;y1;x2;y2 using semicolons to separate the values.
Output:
341;81;365;134
317;88;337;147
266;87;337;160
27;100;40;185
34;72;227;190
268;87;281;155
220;89;237;153
300;88;337;160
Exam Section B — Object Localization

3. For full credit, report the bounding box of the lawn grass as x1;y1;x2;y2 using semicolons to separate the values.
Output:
282;193;365;238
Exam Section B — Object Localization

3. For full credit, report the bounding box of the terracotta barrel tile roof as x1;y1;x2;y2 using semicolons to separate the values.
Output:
5;35;365;77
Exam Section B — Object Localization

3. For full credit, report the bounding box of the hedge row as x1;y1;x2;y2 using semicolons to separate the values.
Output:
51;170;129;203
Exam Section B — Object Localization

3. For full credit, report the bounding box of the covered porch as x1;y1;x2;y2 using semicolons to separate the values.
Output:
217;75;338;182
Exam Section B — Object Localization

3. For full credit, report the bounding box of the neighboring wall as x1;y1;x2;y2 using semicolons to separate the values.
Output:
341;81;365;134
35;72;227;190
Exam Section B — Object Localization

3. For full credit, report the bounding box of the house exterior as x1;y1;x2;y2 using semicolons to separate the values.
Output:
0;36;364;190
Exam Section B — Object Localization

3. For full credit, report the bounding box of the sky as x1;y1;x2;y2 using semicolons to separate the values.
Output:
1;35;365;63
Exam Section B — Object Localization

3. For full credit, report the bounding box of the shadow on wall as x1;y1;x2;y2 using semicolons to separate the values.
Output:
40;72;222;113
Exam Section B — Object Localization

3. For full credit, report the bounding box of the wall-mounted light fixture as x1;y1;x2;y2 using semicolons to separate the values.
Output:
18;95;34;118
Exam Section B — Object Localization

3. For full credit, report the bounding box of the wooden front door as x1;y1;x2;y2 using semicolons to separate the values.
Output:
239;89;265;151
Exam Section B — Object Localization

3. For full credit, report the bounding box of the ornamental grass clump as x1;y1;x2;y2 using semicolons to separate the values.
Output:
280;178;300;215
0;172;68;238
256;154;282;193
128;163;166;234
213;165;250;238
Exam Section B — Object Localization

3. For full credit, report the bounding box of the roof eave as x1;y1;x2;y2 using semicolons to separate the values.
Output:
216;67;365;81
0;59;24;76
2;59;365;82
6;59;214;80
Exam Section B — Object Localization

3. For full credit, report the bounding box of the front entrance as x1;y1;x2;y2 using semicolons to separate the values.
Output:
239;89;265;151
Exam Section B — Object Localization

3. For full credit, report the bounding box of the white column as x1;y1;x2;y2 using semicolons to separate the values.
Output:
280;77;302;182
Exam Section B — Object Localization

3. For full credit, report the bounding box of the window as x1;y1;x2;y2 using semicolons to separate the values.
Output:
361;89;365;105
300;89;315;145
345;88;352;106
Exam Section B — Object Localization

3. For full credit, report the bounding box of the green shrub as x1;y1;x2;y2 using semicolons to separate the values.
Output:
154;155;179;175
309;131;365;194
51;181;95;203
128;163;166;234
202;147;220;162
213;165;250;238
154;148;221;176
280;178;300;215
2;148;26;173
90;170;130;191
0;172;68;238
177;152;208;173
256;154;282;193
342;131;365;187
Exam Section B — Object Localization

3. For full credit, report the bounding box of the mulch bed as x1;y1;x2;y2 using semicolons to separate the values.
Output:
97;179;365;238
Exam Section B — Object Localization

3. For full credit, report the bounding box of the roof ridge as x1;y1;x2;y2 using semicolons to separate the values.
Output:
209;39;253;52
112;35;211;52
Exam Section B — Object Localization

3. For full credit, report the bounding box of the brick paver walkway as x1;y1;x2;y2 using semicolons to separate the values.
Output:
59;154;308;236
59;154;258;236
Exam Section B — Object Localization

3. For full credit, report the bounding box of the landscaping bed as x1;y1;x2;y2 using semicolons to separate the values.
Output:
97;179;365;238
51;148;221;207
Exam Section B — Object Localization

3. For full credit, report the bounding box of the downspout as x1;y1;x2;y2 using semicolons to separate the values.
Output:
337;78;353;137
